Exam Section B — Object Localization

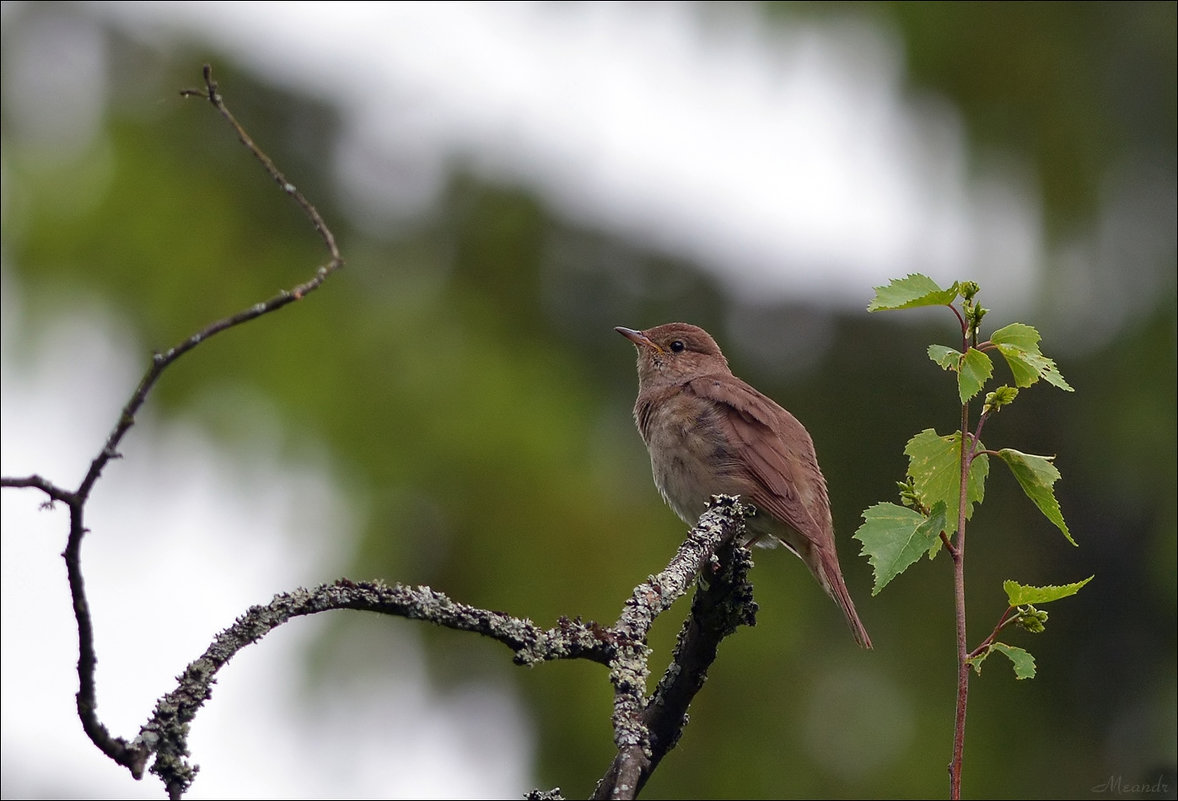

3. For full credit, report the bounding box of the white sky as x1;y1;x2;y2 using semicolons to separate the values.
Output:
2;2;1053;798
97;0;1044;307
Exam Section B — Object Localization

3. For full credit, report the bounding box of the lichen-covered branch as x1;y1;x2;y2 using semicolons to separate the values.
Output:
638;534;756;782
140;498;756;800
138;580;614;796
594;495;757;800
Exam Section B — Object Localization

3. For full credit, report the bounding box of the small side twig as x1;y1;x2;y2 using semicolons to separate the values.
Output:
180;63;341;269
0;474;75;504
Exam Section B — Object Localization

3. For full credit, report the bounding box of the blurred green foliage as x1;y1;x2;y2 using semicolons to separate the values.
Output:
2;2;1174;799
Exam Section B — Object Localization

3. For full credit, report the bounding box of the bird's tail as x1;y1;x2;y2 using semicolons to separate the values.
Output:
827;569;873;649
767;532;873;649
807;542;873;649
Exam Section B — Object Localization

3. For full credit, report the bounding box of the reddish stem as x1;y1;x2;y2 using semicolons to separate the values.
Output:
949;400;971;800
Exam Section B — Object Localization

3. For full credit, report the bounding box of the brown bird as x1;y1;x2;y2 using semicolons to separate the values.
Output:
617;322;872;649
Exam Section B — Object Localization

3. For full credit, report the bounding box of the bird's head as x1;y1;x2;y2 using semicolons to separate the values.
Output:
615;322;731;388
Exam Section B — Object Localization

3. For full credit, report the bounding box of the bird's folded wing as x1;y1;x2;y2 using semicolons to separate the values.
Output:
685;375;832;541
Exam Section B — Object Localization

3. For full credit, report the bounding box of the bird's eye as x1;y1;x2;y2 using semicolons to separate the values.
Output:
669;340;686;353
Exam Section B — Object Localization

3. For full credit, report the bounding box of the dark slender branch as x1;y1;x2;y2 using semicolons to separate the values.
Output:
1;64;345;792
74;63;344;504
68;501;153;779
971;411;991;452
949;402;971;800
939;529;959;559
967;605;1018;659
0;474;75;504
180;64;342;268
949;302;968;342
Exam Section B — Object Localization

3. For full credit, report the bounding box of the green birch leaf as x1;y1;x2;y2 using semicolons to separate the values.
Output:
959;348;994;403
993;342;1041;387
992;643;1037;679
854;502;946;595
1019;350;1073;392
904;429;989;535
990;323;1074;391
968;642;1037;679
928;344;962;371
994;344;1073;391
1004;576;1093;605
997;448;1074;544
990;322;1040;350
868;274;960;311
1037;359;1073;392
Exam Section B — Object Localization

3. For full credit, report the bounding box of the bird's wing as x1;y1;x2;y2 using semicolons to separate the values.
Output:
686;374;873;649
685;374;832;545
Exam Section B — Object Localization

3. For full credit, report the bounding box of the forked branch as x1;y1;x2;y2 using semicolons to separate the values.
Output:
1;63;344;794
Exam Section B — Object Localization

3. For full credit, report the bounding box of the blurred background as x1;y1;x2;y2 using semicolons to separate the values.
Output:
1;2;1174;798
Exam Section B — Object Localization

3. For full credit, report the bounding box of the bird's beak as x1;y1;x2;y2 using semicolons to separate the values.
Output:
615;326;664;354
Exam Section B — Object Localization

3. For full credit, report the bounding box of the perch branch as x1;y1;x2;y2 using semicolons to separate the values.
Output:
144;497;754;799
594;495;756;800
139;580;613;796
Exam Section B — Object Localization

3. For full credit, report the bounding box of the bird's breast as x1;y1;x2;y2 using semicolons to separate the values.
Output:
636;390;748;526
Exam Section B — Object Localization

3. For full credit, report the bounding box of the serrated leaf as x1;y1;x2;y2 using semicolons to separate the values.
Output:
989;640;1036;678
928;344;962;370
929;342;996;403
904;429;989;535
868;274;960;311
1028;351;1073;391
992;342;1040;387
970;643;1037;679
994;345;1074;391
992;643;1037;679
854;502;946;595
997;448;1074;544
1039;363;1072;391
990;322;1041;350
990;323;1074;391
959;348;994;403
1003;576;1093;605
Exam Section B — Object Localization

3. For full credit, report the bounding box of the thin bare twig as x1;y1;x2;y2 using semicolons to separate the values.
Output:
179;63;341;280
1;64;344;789
967;606;1019;660
0;474;75;503
73;63;345;502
